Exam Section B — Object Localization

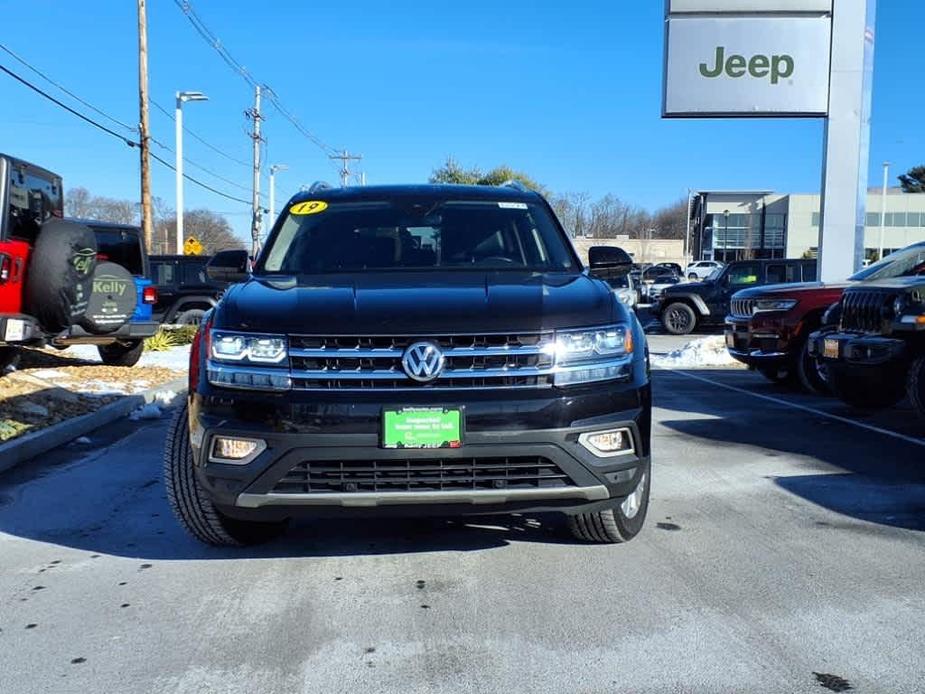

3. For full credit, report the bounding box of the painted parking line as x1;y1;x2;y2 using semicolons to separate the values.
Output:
658;368;925;450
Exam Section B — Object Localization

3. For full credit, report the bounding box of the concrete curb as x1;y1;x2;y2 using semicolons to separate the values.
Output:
0;377;187;475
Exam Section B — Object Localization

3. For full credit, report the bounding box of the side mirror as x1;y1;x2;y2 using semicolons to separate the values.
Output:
588;246;633;280
206;249;249;283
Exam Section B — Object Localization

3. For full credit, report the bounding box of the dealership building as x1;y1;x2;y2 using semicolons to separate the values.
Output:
690;189;925;263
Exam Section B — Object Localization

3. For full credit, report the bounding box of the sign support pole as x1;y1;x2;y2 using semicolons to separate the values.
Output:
817;0;877;281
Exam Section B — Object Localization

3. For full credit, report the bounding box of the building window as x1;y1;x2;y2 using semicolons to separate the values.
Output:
812;212;820;227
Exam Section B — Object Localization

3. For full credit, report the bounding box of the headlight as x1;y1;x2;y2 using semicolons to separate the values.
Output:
893;295;908;316
210;331;288;364
753;299;798;313
553;326;632;365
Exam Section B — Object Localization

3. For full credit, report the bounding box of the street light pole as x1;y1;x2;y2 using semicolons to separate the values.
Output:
174;90;208;254
723;210;730;263
269;164;288;231
878;161;890;262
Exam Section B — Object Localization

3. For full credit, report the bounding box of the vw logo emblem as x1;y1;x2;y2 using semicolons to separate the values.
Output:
401;341;445;383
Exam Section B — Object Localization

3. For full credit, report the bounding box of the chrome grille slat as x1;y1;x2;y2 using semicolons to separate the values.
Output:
287;331;557;391
730;298;756;318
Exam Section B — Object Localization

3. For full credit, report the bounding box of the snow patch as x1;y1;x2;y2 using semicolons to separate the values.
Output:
129;403;163;421
29;369;71;380
651;335;741;369
153;390;179;406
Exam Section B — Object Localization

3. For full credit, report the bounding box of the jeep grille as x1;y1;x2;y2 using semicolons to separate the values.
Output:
840;289;896;333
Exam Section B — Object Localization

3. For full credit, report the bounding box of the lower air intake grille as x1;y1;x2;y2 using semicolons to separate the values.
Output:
272;456;574;494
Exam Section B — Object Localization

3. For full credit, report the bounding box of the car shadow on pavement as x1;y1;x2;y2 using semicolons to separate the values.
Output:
656;368;925;532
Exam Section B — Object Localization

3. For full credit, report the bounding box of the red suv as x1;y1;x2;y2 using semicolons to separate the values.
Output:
725;241;925;393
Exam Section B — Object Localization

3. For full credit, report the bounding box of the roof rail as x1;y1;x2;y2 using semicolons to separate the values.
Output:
499;179;530;193
306;181;334;194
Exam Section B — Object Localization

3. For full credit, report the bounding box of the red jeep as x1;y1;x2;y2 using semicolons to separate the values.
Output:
0;154;137;371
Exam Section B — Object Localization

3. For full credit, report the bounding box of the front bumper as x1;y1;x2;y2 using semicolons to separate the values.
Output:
808;331;907;367
189;382;652;520
724;318;790;366
53;320;159;346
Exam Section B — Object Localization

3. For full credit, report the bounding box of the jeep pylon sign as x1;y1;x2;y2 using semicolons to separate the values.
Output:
663;7;832;117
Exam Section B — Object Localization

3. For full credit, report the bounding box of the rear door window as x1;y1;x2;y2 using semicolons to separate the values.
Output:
766;264;786;284
802;262;817;282
182;261;209;285
93;227;144;275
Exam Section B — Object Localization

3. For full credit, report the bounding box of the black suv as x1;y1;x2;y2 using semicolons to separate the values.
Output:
164;184;652;546
150;255;227;325
809;244;925;420
656;258;817;334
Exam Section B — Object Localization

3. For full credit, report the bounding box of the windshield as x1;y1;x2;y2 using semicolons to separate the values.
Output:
258;200;578;274
850;244;925;281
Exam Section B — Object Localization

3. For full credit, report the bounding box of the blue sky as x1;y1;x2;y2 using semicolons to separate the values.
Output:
0;0;920;240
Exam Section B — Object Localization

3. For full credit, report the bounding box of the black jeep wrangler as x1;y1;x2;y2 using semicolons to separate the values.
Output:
164;184;652;546
809;255;925;420
149;254;227;325
656;258;817;335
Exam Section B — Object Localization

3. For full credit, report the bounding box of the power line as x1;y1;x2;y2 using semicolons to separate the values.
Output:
0;63;136;147
0;61;254;207
0;42;136;135
174;0;343;158
151;98;251;168
0;42;256;200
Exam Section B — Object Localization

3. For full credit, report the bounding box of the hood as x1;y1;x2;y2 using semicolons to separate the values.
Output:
845;276;925;292
732;281;850;299
214;271;619;334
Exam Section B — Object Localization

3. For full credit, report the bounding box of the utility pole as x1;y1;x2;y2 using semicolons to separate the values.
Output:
878;161;890;262
329;150;362;187
247;85;263;257
137;0;154;252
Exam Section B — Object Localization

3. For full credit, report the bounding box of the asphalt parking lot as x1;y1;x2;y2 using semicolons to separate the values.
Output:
0;336;922;694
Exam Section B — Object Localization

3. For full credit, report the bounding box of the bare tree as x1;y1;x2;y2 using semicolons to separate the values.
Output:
158;209;246;254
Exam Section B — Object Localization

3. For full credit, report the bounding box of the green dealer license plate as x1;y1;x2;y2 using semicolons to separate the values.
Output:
382;407;463;449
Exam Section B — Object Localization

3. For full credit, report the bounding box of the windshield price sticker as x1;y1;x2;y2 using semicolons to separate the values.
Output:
290;201;329;215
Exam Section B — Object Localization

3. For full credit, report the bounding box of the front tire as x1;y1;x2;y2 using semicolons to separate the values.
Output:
907;356;925;422
662;302;697;335
98;340;144;367
568;463;650;544
796;338;830;394
163;405;286;546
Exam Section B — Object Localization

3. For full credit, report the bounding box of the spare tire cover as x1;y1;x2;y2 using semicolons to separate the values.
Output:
78;262;137;335
24;219;98;334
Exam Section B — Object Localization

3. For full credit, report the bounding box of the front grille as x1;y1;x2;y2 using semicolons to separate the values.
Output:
288;331;555;391
272;456;575;494
730;298;756;318
840;290;895;333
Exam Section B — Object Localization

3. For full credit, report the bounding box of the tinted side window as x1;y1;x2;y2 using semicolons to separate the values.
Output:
766;264;786;284
728;263;760;286
8;168;63;242
155;262;176;285
802;262;817;282
93;228;144;275
182;262;209;285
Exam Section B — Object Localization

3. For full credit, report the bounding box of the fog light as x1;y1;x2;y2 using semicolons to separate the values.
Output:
578;428;635;458
209;436;266;464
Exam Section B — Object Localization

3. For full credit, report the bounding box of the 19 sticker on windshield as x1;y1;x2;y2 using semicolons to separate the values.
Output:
290;200;328;215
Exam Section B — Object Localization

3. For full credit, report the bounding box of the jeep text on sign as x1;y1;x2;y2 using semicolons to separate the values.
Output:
664;16;831;117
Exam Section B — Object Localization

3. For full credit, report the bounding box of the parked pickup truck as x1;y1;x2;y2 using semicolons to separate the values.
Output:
727;241;925;394
164;183;653;547
656;258;818;335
